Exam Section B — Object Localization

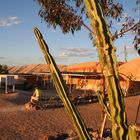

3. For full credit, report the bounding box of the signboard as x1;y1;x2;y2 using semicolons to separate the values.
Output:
6;76;14;86
5;76;15;93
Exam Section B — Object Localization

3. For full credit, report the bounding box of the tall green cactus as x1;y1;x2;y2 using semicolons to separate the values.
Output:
34;27;91;140
83;0;129;139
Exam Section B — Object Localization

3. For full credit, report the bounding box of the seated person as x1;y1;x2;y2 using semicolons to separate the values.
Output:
31;86;42;103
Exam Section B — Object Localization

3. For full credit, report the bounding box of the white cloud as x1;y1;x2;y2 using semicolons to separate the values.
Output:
127;46;138;54
52;47;98;65
8;16;17;20
57;47;96;58
0;16;21;27
0;57;5;59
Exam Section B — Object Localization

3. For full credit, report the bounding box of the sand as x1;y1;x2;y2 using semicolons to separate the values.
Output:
0;90;139;140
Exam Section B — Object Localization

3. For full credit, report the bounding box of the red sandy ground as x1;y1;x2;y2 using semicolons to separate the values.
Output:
0;90;139;140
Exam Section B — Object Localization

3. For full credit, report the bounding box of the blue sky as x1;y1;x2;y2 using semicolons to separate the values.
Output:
0;0;139;66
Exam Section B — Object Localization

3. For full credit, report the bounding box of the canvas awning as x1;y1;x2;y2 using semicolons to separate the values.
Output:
119;58;140;81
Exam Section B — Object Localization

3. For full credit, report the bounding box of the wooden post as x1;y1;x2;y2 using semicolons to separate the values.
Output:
5;76;8;93
69;76;72;94
99;113;107;138
84;76;87;94
13;85;15;93
124;45;127;62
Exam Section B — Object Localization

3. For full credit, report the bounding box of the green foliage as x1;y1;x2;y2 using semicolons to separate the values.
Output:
0;64;9;74
34;27;91;140
34;0;83;34
35;0;140;54
34;0;123;34
128;126;137;140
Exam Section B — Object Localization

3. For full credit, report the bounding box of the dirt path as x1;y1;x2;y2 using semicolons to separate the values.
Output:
0;91;139;140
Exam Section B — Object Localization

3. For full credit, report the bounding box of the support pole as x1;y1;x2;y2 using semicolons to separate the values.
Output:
69;76;72;94
84;76;87;94
13;84;15;93
5;76;8;93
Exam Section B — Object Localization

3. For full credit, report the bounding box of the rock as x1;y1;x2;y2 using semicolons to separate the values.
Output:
25;102;41;110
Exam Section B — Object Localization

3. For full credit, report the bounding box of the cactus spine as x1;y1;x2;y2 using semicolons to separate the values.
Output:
33;27;91;140
83;0;129;139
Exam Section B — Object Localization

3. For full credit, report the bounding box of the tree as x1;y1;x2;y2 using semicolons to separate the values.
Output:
34;0;138;139
34;0;140;52
0;64;9;74
0;64;2;73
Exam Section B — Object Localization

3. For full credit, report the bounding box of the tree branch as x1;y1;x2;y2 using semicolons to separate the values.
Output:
112;20;140;40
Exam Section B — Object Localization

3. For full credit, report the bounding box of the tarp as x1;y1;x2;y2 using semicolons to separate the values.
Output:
119;57;140;81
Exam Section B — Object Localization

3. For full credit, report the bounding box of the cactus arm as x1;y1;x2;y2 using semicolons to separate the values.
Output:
128;126;136;140
96;91;111;120
83;0;131;139
33;27;91;140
